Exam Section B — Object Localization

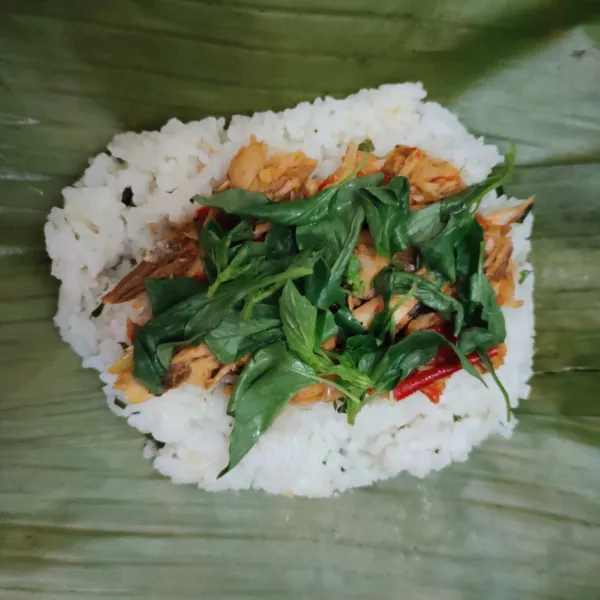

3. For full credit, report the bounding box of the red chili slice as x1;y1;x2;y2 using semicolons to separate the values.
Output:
195;206;211;224
317;175;334;192
393;346;499;402
423;323;458;366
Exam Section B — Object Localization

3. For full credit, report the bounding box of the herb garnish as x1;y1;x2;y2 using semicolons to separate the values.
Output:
127;149;517;473
91;303;104;318
121;186;134;207
114;398;127;409
519;269;532;284
358;139;375;152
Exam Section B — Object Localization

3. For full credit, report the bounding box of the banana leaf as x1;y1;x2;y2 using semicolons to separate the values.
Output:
1;1;600;598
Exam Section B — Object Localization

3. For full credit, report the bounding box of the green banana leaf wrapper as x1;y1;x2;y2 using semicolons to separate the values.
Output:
1;1;600;598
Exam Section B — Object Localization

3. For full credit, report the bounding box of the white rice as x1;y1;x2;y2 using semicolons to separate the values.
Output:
45;83;534;497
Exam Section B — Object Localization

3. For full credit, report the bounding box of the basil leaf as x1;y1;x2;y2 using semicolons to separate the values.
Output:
301;259;336;307
183;294;232;343
156;341;180;370
328;338;380;424
412;149;516;280
406;202;445;245
133;340;164;395
184;250;319;337
241;281;285;319
417;201;488;282
295;176;379;260
199;220;253;284
334;306;366;337
360;176;411;258
264;224;296;256
198;220;226;281
221;344;322;476
195;174;382;226
373;269;465;336
251;303;281;320
279;280;317;355
323;361;374;396
302;206;365;309
238;326;285;356
196;188;270;215
204;310;282;363
145;278;207;317
133;293;210;394
279;280;325;368
454;219;483;284
295;200;352;268
316;309;339;345
459;242;506;354
419;235;459;282
226;343;282;416
196;186;338;226
207;241;265;296
344;334;384;375
228;220;254;243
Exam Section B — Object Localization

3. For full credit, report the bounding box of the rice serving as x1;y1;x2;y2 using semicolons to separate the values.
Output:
45;83;534;497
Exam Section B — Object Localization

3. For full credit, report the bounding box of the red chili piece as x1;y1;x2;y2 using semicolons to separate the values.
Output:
317;175;334;192
425;324;458;365
195;206;210;220
393;347;499;401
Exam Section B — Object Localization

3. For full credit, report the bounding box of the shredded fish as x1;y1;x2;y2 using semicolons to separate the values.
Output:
484;197;534;227
406;312;447;333
479;198;533;308
103;227;201;305
227;136;268;190
108;343;249;405
226;136;318;200
289;382;344;405
253;221;272;240
383;145;464;206
318;140;384;190
351;294;420;331
164;345;249;391
108;346;134;375
113;373;152;405
109;348;152;404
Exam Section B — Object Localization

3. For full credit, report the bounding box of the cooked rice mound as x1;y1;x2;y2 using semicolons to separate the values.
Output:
45;83;534;497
